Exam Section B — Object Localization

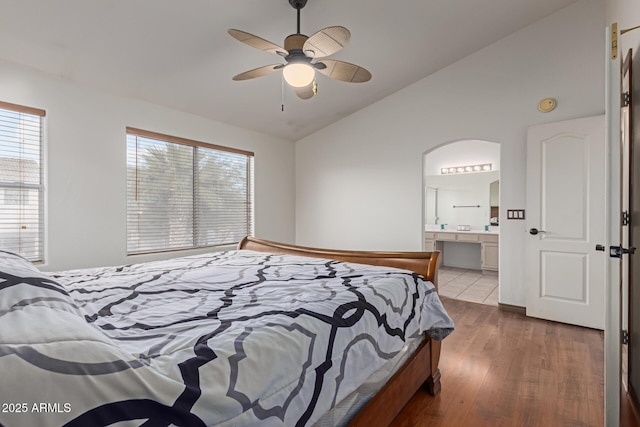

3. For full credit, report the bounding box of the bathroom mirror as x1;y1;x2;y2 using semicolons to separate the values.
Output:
424;170;499;230
489;179;499;226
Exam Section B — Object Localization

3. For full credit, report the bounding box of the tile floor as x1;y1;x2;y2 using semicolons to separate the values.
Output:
437;266;498;306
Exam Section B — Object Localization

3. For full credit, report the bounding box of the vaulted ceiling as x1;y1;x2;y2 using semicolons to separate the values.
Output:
0;0;578;141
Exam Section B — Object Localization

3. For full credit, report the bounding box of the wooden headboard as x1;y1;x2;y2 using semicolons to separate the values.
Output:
237;236;440;288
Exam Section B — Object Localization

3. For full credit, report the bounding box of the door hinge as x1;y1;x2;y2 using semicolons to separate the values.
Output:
623;210;631;226
613;23;618;60
623;329;629;345
623;91;631;107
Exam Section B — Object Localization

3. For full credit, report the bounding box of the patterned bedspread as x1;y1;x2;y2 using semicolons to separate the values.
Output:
0;249;454;427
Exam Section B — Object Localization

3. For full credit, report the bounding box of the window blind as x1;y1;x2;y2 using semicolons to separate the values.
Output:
0;101;45;262
126;128;254;255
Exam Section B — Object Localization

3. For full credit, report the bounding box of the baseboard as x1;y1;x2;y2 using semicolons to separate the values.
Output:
498;302;526;315
441;263;481;270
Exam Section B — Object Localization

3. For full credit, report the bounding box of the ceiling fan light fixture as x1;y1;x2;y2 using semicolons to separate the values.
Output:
282;63;315;87
228;0;371;99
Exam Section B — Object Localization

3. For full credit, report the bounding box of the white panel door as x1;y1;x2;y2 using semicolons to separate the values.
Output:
525;115;606;329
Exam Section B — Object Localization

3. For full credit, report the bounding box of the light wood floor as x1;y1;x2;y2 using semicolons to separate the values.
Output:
391;297;604;427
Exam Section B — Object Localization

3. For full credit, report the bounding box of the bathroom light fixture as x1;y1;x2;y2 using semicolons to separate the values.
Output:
441;163;492;175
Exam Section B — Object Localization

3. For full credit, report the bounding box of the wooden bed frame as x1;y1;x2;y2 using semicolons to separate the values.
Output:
237;236;443;426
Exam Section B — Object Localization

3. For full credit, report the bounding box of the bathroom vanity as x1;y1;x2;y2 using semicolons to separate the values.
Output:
424;230;499;272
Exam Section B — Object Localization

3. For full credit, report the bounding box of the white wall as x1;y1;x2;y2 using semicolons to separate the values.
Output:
0;59;295;271
295;0;605;306
607;0;640;56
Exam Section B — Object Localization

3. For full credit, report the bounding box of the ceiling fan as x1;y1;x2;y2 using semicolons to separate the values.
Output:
228;0;372;100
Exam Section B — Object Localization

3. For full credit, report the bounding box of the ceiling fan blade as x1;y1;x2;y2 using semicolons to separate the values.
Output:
303;26;351;58
228;29;288;56
294;81;317;100
232;64;284;81
315;59;371;83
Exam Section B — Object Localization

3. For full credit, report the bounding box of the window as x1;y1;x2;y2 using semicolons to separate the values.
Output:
0;101;45;262
126;128;254;255
4;188;28;205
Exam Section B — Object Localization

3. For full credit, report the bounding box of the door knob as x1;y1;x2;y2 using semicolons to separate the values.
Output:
529;228;546;235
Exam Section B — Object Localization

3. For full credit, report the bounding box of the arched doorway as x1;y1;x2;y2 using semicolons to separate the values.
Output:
422;140;501;306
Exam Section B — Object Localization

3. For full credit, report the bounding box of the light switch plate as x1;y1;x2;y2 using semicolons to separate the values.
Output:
507;209;525;220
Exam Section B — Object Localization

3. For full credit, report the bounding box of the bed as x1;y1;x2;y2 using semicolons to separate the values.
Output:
0;237;454;427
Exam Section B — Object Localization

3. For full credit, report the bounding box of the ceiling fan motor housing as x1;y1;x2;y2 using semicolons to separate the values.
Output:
284;34;308;52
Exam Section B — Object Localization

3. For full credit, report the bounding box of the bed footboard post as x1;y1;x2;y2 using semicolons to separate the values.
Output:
423;339;442;395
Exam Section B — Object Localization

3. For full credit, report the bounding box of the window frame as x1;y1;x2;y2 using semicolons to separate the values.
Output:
0;100;46;263
125;127;255;256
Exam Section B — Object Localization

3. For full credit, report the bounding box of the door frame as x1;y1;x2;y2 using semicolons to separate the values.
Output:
605;24;622;426
622;47;633;404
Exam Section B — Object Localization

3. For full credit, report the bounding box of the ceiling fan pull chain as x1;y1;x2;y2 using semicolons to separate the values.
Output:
281;73;285;111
